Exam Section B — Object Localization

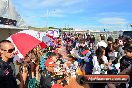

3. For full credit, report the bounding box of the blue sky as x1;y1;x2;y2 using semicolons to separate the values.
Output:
12;0;132;31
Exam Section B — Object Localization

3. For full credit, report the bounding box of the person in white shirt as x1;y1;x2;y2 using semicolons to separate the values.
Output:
92;46;108;74
96;35;107;49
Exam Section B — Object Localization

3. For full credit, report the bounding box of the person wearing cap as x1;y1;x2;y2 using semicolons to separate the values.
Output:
51;84;64;88
40;59;57;88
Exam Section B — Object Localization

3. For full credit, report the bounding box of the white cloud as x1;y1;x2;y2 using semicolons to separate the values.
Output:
16;0;83;9
12;0;84;19
42;9;65;17
43;12;65;18
68;9;84;14
98;12;132;17
41;0;82;7
41;0;62;7
18;0;42;10
99;17;128;25
42;8;84;18
72;25;128;31
62;0;82;6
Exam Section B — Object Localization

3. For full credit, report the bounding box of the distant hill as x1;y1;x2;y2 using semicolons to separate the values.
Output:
28;26;48;31
28;26;76;32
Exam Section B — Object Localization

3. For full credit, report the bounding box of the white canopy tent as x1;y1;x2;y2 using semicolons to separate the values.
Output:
0;25;28;41
0;0;28;41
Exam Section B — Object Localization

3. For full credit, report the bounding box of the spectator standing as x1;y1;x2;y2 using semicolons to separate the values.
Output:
96;35;107;49
0;40;18;88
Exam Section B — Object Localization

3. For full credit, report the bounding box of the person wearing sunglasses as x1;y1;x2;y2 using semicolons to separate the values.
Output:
0;40;18;88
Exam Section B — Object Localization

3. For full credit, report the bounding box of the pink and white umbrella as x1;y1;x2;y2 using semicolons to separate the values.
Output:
17;30;54;46
18;30;48;49
18;30;46;41
7;33;42;58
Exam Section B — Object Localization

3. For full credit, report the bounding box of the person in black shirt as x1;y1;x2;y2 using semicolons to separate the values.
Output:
40;59;56;88
105;36;113;61
120;43;132;88
0;40;18;88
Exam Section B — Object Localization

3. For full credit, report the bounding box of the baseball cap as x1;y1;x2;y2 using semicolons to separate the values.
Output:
51;84;64;88
45;59;55;67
